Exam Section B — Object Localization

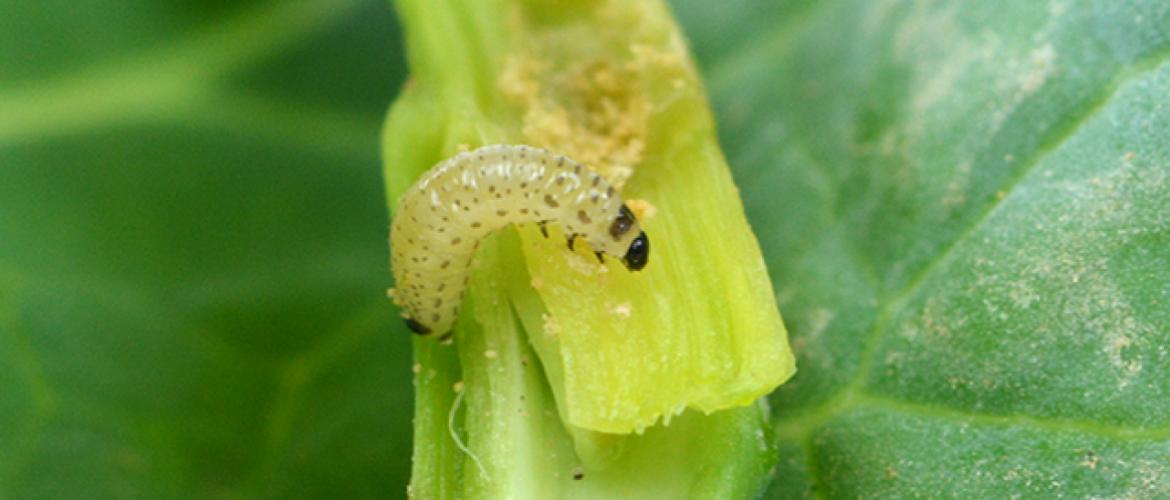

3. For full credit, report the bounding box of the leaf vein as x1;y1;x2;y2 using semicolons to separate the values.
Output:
174;92;382;162
776;391;1170;444
0;0;362;146
851;48;1170;387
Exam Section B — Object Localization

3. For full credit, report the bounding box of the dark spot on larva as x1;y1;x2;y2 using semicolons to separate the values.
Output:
606;187;615;197
610;204;636;240
471;221;482;228
432;313;440;323
478;155;484;161
441;260;451;269
497;210;508;217
433;298;442;308
590;193;600;204
557;157;565;166
574;164;581;174
519;208;529;214
451;237;461;245
495;193;503;199
442;216;450;222
578;210;592;224
520;182;528;188
556;176;565;186
473;197;479;203
544;194;559;208
488;185;495;193
463;206;470;212
573;468;584;481
592;176;600;187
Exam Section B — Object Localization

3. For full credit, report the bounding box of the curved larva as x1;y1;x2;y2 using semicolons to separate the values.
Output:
390;144;649;337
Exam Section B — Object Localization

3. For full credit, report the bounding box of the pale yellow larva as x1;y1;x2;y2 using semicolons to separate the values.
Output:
390;144;649;337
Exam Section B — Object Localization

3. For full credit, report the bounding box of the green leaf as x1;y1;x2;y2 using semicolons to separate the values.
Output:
674;0;1170;496
1;1;416;497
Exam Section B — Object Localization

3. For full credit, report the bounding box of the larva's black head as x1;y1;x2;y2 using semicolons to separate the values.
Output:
622;231;649;271
404;317;431;335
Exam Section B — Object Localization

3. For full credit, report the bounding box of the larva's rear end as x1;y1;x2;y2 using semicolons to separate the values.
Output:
389;199;458;336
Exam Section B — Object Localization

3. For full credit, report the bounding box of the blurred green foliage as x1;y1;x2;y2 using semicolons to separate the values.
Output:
1;1;413;497
2;0;1169;498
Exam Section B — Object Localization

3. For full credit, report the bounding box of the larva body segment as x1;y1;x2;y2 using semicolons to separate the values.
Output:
390;144;649;337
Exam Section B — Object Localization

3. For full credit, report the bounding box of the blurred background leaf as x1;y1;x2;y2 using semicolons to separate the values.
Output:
674;0;1170;497
1;0;414;497
2;0;1168;498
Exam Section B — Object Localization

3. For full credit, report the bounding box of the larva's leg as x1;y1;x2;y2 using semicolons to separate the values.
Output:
538;221;550;238
567;233;583;251
594;251;605;264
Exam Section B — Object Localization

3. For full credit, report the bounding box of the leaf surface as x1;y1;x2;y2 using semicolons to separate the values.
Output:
672;0;1170;496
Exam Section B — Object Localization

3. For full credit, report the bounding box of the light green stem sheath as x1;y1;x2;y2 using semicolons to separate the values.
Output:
383;0;795;497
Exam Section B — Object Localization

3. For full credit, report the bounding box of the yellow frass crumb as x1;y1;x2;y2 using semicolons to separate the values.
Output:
542;313;560;336
494;12;692;190
625;198;656;221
